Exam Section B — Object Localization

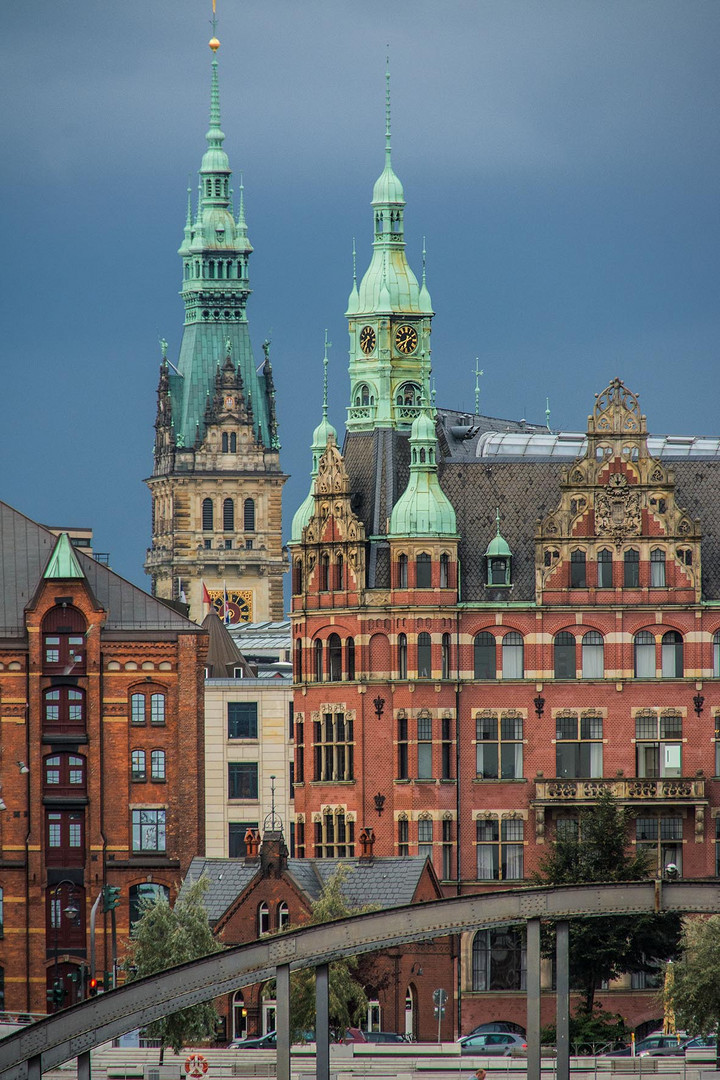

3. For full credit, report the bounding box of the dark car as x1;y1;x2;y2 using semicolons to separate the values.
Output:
459;1032;528;1056
470;1021;527;1037
230;1030;277;1049
604;1034;687;1057
345;1028;405;1043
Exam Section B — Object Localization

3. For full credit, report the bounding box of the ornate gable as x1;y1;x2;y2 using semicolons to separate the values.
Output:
536;379;701;603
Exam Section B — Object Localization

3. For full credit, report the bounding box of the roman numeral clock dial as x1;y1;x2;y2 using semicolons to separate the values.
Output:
395;324;418;354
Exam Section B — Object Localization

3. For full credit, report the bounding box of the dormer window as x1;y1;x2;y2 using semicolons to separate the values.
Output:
484;512;512;587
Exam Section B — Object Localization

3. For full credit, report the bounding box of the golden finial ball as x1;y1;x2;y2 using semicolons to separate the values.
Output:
209;37;220;52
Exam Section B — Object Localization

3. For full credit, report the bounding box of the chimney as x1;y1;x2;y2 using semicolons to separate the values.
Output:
244;827;261;864
358;827;376;863
260;830;288;877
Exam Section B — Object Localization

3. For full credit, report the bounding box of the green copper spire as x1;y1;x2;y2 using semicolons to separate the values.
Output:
168;19;275;451
389;403;457;537
44;533;85;580
291;332;337;541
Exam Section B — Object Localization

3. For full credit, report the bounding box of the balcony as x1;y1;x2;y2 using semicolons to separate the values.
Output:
534;777;706;803
347;405;377;423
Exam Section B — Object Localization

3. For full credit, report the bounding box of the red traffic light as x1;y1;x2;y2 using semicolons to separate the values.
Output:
88;978;98;997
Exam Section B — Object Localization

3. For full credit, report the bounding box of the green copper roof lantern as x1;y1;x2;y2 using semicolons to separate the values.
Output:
485;509;512;587
291;332;337;543
43;533;85;581
389;407;457;538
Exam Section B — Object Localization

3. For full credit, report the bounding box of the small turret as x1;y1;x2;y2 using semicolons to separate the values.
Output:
485;509;512;586
389;405;456;538
291;332;337;542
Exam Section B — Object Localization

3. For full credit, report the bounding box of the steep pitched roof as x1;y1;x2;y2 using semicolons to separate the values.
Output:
202;611;253;677
0;499;199;637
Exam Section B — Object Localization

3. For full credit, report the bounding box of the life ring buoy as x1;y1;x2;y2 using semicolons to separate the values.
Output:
184;1053;208;1078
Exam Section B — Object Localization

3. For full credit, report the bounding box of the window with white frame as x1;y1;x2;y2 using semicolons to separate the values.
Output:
417;711;433;778
502;632;524;678
581;631;604;678
472;927;526;991
313;711;354;781
132;809;166;852
661;631;683;677
635;712;682;777
555;714;603;778
418;817;433;861
634;631;656;677
476;817;524;880
476;713;523;779
650;548;666;587
314;809;354;857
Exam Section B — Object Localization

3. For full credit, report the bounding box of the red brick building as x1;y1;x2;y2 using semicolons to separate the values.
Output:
184;830;455;1043
0;502;207;1015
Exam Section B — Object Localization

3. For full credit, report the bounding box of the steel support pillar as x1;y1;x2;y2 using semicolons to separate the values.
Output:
77;1051;91;1080
556;921;570;1080
527;917;541;1080
28;1056;41;1080
276;963;290;1080
315;963;329;1080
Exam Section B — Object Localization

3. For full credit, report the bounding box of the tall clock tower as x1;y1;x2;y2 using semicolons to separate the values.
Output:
145;26;287;625
346;65;433;433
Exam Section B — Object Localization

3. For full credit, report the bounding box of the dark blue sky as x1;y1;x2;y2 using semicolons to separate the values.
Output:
1;1;718;589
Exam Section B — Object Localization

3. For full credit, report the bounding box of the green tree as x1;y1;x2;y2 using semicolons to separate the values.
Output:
534;789;681;1014
123;876;220;1061
280;865;370;1042
665;915;720;1067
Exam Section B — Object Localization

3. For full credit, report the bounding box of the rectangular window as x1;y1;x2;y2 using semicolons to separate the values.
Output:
131;695;146;724
228;701;258;739
132;809;166;852
228;820;259;858
288;701;294;741
418;818;433;862
150;694;165;725
476;817;524;880
597;550;613;588
441;716;453;779
397;715;408;780
442;819;453;879
416;554;432;588
476;714;523;780
398;817;409;856
295;720;304;783
314;712;353;781
555;714;603;778
636;816;683;876
635;712;682;778
228;762;259;800
417;713;433;778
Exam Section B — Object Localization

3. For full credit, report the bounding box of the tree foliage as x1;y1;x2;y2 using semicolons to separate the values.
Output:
533;789;681;1013
283;865;370;1042
665;915;720;1066
123;876;220;1058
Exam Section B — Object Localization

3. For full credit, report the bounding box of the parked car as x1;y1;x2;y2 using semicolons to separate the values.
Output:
344;1028;405;1043
469;1021;526;1037
604;1033;688;1057
683;1035;716;1052
230;1031;277;1049
459;1032;528;1056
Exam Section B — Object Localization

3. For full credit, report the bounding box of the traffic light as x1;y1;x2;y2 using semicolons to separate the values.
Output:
103;971;113;991
102;884;121;912
88;977;99;997
46;980;65;1008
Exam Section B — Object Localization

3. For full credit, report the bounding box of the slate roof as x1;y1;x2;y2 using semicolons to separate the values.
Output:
182;854;431;924
0;499;199;637
342;413;720;603
203;612;253;677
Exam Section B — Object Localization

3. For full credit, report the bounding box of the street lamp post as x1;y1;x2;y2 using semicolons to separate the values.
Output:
51;880;81;1011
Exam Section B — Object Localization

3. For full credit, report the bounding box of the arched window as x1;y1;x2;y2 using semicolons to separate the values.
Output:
347;638;356;681
570;550;586;588
233;990;247;1041
278;902;290;930
355;384;373;407
129;882;169;929
328;633;342;681
472;928;526;991
417;633;432;678
42;606;86;674
294;640;303;681
597;548;613;588
293;559;303;595
396;382;421;407
223;498;234;531
44;753;86;795
651;548;666;587
397;554;408;588
581;630;604;678
335;553;344;590
244;498;255;532
634;631;656;678
43;687;85;734
131;750;146;781
662;631;683;678
151;750;166;781
715;630;720;678
314;639;323;681
502;632;524;679
474;632;496;680
230;432;237;453
441;633;451;679
440;553;450;588
258;902;270;935
624;548;640;587
202;498;214;531
398;633;408;679
416;553;432;588
222;432;229;453
320;553;330;591
554;632;576;679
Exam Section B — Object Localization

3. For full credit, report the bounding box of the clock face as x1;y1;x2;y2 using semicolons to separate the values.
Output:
359;325;376;355
208;589;253;625
395;324;418;355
